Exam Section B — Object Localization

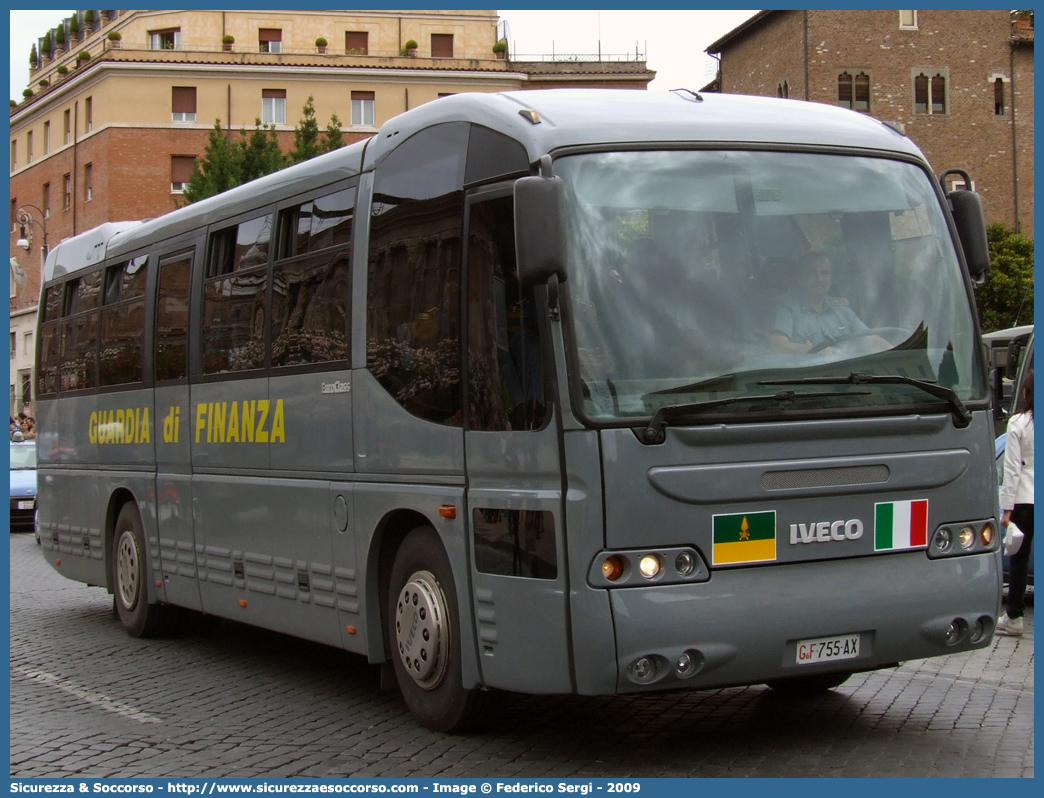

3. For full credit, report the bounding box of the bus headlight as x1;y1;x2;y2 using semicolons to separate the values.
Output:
933;528;953;553
675;551;696;577
638;554;662;579
958;526;976;550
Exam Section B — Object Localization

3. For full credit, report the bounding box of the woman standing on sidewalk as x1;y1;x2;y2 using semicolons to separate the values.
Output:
998;365;1034;636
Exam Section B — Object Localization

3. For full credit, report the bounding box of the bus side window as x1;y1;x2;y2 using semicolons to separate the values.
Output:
367;123;466;426
202;217;271;374
36;285;64;396
271;186;354;368
466;195;545;432
59;271;101;391
100;257;148;386
156;253;192;382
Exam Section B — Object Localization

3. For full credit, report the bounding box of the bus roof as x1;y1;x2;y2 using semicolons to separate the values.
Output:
363;89;924;168
43;89;925;285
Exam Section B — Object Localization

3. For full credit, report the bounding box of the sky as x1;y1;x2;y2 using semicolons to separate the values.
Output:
8;8;758;102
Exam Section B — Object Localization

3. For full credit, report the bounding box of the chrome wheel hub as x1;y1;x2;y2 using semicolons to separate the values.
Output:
394;570;448;689
115;530;140;611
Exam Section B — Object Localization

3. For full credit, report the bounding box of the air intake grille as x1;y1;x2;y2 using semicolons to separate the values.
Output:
762;465;890;491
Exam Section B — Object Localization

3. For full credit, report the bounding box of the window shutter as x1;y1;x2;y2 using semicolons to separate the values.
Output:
171;87;196;113
171;156;195;184
351;91;375;102
262;89;286;99
259;28;282;42
431;33;453;58
346;31;368;54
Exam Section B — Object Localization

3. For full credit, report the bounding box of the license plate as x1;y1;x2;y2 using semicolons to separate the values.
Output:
17;500;35;510
796;633;860;665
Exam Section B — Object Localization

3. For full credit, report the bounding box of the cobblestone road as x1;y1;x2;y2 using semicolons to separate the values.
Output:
9;532;1034;778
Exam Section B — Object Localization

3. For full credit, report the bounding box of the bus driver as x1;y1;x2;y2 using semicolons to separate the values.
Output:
769;250;887;355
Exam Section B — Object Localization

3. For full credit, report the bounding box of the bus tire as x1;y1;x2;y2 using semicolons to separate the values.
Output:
387;525;489;732
112;503;173;638
765;671;851;694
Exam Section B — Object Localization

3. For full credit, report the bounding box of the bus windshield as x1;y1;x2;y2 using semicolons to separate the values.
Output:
558;149;987;422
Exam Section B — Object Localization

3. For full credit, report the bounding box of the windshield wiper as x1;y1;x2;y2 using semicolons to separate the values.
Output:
640;390;862;444
759;372;973;428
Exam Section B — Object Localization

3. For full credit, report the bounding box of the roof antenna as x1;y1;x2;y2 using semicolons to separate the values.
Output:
671;88;704;102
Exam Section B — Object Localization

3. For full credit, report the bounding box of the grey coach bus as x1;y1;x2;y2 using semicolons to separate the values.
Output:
36;89;1000;731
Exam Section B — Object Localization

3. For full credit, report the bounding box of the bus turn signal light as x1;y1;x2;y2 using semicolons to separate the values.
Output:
601;555;625;582
980;522;995;546
439;505;457;520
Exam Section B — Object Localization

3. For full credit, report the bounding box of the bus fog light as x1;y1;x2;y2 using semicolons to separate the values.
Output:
675;552;695;577
970;617;987;644
630;656;658;684
958;527;975;550
639;554;661;579
945;619;967;646
933;528;953;554
675;652;697;679
601;555;625;582
980;523;995;546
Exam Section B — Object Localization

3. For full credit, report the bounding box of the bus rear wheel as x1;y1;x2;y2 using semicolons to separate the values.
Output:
112;503;173;638
387;525;489;732
765;671;851;694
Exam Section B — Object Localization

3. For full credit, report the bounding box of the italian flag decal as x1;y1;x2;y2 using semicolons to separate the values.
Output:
712;511;777;565
874;499;929;551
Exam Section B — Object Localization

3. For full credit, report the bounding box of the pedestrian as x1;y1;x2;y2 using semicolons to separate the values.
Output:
997;365;1034;636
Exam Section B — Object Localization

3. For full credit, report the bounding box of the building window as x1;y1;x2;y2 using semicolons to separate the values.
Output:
63;174;71;210
351;91;375;126
85;96;93;133
914;70;947;115
899;10;918;29
259;28;282;53
10;140;16;171
43;183;50;218
262;89;287;125
148;28;180;50
171;155;195;193
777;81;789;99
10;198;16;232
994;77;1006;115
64;109;71;144
27;131;33;164
345;31;368;54
10;332;16;358
43;121;50;154
838;71;871;113
431;33;454;58
84;163;93;202
172;86;197;122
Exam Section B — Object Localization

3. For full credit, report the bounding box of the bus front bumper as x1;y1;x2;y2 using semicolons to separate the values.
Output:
605;549;1001;693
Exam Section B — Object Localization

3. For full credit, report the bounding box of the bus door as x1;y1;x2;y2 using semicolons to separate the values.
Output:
153;246;202;612
462;191;573;693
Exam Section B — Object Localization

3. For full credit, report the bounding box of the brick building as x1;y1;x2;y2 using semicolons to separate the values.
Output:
8;9;653;415
705;9;1033;239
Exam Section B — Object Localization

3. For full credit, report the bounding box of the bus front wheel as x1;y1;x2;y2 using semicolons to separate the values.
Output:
387;526;489;732
112;503;173;638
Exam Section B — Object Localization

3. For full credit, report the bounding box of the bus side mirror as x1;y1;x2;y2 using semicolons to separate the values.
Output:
514;175;566;286
941;170;990;286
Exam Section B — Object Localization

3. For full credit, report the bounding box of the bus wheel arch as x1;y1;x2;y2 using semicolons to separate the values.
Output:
110;499;173;638
382;520;489;732
104;488;138;595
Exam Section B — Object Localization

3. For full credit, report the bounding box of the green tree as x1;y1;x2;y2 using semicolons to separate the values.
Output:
288;96;323;165
183;120;241;203
975;223;1034;332
322;112;345;153
237;119;285;182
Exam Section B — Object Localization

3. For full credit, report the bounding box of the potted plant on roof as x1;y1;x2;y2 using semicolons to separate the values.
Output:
30;44;39;70
77;50;91;68
107;30;121;49
1014;10;1034;30
55;23;66;54
69;15;80;44
493;39;507;59
56;64;68;78
222;34;235;52
84;10;94;35
403;39;418;57
315;36;328;54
